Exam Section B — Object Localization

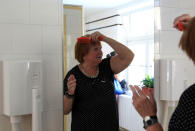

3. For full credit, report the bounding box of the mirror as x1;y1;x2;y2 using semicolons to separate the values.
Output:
63;0;154;131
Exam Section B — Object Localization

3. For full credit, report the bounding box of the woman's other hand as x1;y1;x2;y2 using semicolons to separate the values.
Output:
130;85;157;118
67;74;76;95
173;14;191;30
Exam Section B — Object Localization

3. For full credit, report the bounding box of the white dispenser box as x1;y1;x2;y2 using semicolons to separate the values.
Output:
160;59;195;101
1;60;42;116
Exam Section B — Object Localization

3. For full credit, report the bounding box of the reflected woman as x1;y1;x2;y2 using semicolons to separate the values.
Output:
64;31;134;131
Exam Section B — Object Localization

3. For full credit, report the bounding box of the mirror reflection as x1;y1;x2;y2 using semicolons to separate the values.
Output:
63;0;154;131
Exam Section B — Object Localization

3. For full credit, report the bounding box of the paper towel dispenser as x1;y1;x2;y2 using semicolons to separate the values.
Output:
0;60;42;116
160;59;195;101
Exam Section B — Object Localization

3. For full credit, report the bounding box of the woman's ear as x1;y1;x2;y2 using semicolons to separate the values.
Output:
83;55;86;62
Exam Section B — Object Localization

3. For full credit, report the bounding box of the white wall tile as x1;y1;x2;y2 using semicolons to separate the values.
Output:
42;109;62;131
58;82;63;110
154;30;160;54
0;0;63;130
159;30;182;55
160;7;195;31
12;25;42;54
43;26;61;54
42;82;62;111
58;0;63;26
42;54;59;82
0;0;30;24
58;113;64;131
179;0;195;10
160;0;179;7
0;24;14;54
182;10;195;17
30;0;59;25
160;7;181;30
0;54;42;61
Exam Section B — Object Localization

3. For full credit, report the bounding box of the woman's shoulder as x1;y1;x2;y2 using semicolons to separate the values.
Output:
100;57;110;66
181;84;195;99
64;65;79;79
99;57;113;73
68;65;79;73
99;57;112;69
169;84;195;130
178;83;195;108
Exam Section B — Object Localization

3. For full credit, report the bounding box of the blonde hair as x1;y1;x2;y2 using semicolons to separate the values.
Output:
179;16;195;64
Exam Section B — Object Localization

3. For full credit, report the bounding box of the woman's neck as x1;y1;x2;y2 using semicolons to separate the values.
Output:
80;62;99;77
82;62;98;70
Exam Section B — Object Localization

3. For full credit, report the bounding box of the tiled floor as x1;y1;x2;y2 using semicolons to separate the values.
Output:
64;116;129;131
119;127;129;131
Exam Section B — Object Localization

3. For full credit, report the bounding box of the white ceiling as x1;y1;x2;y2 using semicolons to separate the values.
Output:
63;0;134;16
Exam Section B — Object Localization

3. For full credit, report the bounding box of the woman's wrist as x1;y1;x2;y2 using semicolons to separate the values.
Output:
143;115;158;129
146;123;163;131
65;91;74;98
101;35;110;42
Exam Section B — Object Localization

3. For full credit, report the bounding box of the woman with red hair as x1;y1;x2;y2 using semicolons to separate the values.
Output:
130;14;195;131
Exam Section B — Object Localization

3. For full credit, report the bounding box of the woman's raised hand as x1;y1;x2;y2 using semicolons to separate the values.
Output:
130;85;157;118
173;14;191;30
90;31;104;42
67;74;76;95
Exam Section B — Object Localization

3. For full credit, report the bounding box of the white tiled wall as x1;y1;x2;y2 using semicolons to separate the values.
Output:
0;0;63;131
30;0;59;25
154;0;195;130
0;0;30;24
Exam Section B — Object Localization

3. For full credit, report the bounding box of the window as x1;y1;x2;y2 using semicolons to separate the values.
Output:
118;7;154;86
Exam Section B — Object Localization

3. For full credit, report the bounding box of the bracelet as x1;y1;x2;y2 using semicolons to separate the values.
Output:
143;115;158;129
65;91;74;99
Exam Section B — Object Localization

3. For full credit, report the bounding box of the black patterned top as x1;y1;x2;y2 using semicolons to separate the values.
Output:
64;58;119;131
168;84;195;131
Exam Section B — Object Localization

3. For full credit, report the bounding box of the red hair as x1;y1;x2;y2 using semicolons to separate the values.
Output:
179;16;195;64
75;35;101;63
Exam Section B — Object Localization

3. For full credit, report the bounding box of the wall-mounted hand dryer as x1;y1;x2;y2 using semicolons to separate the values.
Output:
0;60;42;116
160;59;195;101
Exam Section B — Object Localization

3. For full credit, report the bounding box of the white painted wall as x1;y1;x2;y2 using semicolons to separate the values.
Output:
154;0;195;130
64;7;82;72
0;0;63;131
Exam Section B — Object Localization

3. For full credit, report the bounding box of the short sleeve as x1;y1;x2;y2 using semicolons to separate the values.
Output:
63;71;71;95
99;57;114;79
